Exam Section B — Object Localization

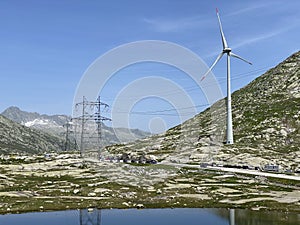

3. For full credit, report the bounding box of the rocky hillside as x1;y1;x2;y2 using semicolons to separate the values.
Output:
232;51;300;151
0;115;64;154
105;51;300;170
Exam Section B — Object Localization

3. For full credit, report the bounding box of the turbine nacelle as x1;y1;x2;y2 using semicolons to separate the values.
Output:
223;47;232;53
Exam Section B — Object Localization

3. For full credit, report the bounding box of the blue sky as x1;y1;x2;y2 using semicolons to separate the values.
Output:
0;0;299;133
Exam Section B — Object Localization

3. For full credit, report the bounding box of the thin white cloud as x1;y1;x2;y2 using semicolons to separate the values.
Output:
232;21;299;49
232;30;284;49
143;15;211;33
226;2;272;17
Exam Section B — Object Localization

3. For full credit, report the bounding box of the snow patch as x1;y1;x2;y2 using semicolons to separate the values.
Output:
24;119;52;127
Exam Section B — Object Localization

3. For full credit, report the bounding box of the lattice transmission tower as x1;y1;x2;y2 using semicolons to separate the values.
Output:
63;120;76;151
73;96;111;159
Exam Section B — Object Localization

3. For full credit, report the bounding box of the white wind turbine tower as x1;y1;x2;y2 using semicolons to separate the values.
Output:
201;8;252;144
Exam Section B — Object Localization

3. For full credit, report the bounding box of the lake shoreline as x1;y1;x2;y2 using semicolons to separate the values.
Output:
1;196;299;215
1;206;299;216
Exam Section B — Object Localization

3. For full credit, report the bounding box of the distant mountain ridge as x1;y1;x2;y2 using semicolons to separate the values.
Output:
1;106;151;149
2;106;68;135
2;106;67;125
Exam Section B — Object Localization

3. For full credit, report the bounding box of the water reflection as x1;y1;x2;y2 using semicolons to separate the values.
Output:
229;209;235;225
80;209;235;225
80;209;101;225
0;208;299;225
79;208;236;225
215;208;299;225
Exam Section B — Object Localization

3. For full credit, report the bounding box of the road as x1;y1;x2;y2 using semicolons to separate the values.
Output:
163;162;300;181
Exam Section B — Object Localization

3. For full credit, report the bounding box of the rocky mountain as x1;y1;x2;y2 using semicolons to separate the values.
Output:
105;51;300;171
2;106;68;135
1;106;150;148
0;115;64;154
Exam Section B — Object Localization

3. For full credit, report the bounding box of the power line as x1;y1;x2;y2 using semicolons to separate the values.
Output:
108;103;210;117
101;65;273;102
99;66;274;118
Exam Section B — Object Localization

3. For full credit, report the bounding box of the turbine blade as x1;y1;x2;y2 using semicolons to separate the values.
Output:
216;8;228;49
230;52;252;65
201;52;224;81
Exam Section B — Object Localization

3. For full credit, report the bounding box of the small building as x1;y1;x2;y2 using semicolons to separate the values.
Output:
264;164;279;172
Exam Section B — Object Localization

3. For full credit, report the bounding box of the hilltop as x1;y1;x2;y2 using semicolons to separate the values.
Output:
105;51;300;171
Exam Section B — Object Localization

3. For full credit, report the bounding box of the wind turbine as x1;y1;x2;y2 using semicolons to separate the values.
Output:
201;8;252;144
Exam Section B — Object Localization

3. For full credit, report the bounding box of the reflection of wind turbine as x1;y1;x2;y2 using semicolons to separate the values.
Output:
201;8;252;144
229;209;235;225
